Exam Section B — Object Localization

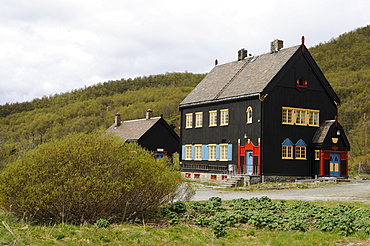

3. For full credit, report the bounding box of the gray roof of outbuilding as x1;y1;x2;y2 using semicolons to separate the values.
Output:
106;117;161;141
180;45;300;107
312;120;335;145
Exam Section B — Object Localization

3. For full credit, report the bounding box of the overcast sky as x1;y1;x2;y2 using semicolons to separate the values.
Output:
0;0;368;105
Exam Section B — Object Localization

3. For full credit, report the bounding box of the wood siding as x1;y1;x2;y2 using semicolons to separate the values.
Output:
180;97;261;170
261;54;338;176
138;119;179;156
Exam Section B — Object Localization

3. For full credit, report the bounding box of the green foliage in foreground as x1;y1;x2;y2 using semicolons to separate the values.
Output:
159;197;370;239
1;199;370;246
0;132;183;225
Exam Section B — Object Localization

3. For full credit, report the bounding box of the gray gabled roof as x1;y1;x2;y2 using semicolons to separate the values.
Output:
180;45;300;107
312;120;335;145
312;120;351;150
106;117;161;142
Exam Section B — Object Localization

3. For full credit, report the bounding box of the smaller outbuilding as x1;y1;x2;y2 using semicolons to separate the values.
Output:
106;109;179;159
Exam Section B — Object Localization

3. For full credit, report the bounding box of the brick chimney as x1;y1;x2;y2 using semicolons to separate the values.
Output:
146;109;153;120
270;39;283;53
238;48;248;61
115;113;121;127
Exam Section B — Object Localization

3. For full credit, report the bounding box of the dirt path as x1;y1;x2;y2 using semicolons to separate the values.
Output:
191;181;370;204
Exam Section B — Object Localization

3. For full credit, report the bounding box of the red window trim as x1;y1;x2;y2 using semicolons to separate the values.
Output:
296;77;308;88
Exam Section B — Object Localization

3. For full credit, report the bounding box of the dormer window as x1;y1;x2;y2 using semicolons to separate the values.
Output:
296;77;308;88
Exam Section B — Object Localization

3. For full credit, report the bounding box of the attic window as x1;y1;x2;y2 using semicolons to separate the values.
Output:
296;77;308;88
246;107;253;124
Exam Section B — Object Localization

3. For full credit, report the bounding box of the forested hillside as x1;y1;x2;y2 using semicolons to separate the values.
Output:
0;25;369;170
0;73;206;167
310;25;370;168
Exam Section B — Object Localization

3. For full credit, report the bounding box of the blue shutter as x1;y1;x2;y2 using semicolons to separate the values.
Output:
216;144;220;161
181;145;186;160
202;145;208;160
191;145;195;160
228;144;233;161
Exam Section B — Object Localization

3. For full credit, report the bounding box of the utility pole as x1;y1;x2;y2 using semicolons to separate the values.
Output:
365;113;367;166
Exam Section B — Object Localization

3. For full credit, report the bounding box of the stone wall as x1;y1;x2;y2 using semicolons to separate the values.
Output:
182;172;231;184
262;176;313;183
182;172;314;186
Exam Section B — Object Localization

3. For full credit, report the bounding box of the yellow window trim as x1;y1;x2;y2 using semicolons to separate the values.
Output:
282;107;319;127
195;112;203;128
220;109;229;126
209;110;217;127
219;143;228;161
194;144;202;161
282;145;293;159
208;144;216;161
185;113;193;129
295;146;307;160
185;144;192;160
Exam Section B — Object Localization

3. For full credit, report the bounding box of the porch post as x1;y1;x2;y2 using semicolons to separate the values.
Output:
320;150;325;176
237;139;241;174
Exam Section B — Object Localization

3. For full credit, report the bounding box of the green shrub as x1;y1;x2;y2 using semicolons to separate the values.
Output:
95;218;110;228
0;132;183;224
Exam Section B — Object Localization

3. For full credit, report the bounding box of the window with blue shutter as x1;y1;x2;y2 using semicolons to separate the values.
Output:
228;144;233;161
191;145;195;160
181;145;186;160
216;144;220;161
202;145;208;160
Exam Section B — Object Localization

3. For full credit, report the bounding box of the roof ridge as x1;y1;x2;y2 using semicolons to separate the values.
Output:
123;117;160;123
213;59;250;100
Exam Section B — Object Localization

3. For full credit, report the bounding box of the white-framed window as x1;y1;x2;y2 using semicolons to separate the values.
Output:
185;145;192;160
246;106;253;124
208;144;216;161
185;113;193;128
220;144;228;161
220;109;229;126
195;112;203;128
194;144;202;160
209;110;217;127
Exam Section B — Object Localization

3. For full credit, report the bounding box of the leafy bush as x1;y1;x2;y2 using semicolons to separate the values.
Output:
0;132;183;224
166;201;187;214
182;196;370;237
94;218;110;228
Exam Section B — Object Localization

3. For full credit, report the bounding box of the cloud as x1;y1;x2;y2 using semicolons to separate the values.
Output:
0;0;368;105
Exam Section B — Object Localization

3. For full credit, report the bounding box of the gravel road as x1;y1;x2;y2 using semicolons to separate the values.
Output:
191;181;370;204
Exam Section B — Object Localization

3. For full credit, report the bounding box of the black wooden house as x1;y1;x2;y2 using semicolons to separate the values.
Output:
179;38;350;180
107;109;179;159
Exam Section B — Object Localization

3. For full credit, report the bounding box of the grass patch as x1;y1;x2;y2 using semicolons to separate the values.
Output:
2;198;370;245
